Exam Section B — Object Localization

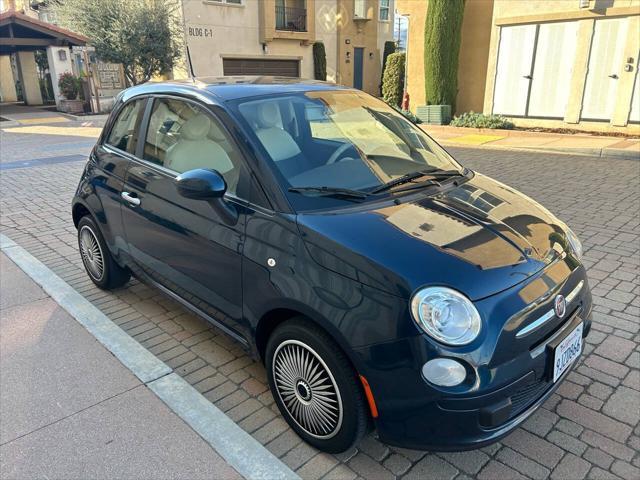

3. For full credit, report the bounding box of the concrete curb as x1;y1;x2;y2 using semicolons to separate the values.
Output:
0;233;300;480
440;141;640;160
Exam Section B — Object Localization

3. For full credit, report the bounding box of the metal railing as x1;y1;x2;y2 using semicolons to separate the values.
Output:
275;6;307;32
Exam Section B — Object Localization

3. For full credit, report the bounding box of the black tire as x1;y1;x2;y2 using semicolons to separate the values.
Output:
77;215;130;290
266;318;368;453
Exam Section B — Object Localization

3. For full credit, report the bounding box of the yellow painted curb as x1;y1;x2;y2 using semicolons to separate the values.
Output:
18;116;70;125
3;125;102;138
449;134;505;145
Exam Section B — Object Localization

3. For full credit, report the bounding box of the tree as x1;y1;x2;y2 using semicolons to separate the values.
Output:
423;0;465;112
382;52;405;108
313;42;327;81
51;0;183;86
379;40;395;95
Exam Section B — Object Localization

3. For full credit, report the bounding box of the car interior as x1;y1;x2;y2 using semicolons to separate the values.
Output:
141;98;242;193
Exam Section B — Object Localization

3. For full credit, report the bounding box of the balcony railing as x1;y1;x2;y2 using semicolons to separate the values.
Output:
275;6;307;32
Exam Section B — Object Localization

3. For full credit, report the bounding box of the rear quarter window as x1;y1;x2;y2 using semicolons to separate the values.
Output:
106;99;145;154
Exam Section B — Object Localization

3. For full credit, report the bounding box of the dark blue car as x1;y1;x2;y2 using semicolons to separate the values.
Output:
72;77;592;453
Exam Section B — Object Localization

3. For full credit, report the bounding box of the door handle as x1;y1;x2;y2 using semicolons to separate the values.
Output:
523;75;532;80
121;191;141;206
609;74;619;79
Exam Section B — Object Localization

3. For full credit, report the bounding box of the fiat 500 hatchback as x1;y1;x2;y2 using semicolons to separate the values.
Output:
72;78;592;453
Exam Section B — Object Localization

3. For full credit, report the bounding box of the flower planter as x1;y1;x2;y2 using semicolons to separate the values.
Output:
416;105;451;125
59;99;84;114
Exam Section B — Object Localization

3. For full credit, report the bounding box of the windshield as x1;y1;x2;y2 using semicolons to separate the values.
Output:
231;90;463;210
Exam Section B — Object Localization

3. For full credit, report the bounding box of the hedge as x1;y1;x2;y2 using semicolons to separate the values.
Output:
379;40;396;95
382;52;405;108
423;0;465;112
313;42;327;81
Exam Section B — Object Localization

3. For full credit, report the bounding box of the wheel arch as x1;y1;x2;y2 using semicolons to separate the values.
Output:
253;303;367;380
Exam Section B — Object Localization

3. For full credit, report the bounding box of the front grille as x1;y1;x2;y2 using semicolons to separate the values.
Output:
509;377;550;418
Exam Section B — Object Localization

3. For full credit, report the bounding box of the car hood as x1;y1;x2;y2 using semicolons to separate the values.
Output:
297;173;569;301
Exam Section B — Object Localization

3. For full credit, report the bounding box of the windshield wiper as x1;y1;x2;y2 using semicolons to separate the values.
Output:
288;186;369;200
371;168;465;194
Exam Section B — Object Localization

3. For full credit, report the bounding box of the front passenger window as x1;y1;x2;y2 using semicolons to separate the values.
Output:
143;98;242;194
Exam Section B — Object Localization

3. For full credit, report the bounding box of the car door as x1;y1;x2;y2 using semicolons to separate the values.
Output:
120;96;249;341
90;98;146;259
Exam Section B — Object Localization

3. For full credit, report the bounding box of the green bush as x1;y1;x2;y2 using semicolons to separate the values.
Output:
379;40;396;95
450;112;515;129
313;42;327;81
382;52;405;108
58;72;80;100
392;105;421;124
424;0;465;112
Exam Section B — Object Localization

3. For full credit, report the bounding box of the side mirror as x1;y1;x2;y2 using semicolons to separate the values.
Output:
175;169;238;225
175;168;226;200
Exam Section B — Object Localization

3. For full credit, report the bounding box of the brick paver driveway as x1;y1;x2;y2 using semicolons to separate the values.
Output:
1;123;638;480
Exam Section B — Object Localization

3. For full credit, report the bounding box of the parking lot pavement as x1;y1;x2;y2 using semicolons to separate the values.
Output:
0;253;241;480
0;122;638;480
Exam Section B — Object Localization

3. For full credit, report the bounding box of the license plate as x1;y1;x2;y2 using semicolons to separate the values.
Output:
552;323;583;383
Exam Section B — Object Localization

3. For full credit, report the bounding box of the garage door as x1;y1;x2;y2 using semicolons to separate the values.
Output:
222;58;300;77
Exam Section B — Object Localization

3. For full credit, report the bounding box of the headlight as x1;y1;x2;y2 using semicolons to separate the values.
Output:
565;228;583;261
410;287;481;346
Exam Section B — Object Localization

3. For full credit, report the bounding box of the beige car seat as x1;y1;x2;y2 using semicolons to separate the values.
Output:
166;113;234;175
254;102;301;162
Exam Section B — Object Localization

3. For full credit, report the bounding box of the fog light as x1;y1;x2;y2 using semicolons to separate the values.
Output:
422;358;466;387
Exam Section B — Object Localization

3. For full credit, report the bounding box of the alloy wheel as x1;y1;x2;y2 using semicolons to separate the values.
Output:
79;225;105;281
272;340;344;439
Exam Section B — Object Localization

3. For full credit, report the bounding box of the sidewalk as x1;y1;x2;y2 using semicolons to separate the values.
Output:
0;102;108;127
421;124;640;160
0;253;241;480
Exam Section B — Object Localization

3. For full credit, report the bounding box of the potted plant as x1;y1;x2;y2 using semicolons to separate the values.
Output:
58;72;84;114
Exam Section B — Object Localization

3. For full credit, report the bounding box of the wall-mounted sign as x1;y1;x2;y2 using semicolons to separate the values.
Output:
95;62;124;90
187;25;214;38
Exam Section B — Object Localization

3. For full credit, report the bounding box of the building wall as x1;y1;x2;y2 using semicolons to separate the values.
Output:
484;0;640;133
397;0;493;115
336;0;394;95
457;0;494;114
315;0;340;82
181;0;315;79
395;0;426;109
180;0;393;96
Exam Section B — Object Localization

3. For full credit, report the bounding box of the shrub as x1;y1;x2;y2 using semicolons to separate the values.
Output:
450;112;515;129
382;52;405;108
392;105;421;124
58;72;80;100
379;40;396;95
313;42;327;81
424;0;465;112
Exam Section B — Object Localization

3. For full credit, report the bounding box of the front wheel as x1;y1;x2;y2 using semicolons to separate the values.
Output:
265;319;368;453
77;215;130;290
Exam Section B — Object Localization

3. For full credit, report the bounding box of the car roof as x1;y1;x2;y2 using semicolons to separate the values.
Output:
120;76;353;103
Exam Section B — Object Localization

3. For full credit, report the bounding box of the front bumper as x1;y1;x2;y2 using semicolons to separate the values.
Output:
355;265;592;451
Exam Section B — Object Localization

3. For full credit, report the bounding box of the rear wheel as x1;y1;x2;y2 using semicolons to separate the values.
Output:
266;318;368;453
77;215;130;290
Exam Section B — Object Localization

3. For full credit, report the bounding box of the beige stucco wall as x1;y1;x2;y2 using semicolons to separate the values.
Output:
181;0;316;79
0;55;18;102
457;0;494;114
46;46;73;106
397;0;493;115
180;0;393;95
336;0;394;95
483;0;640;133
396;0;426;109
